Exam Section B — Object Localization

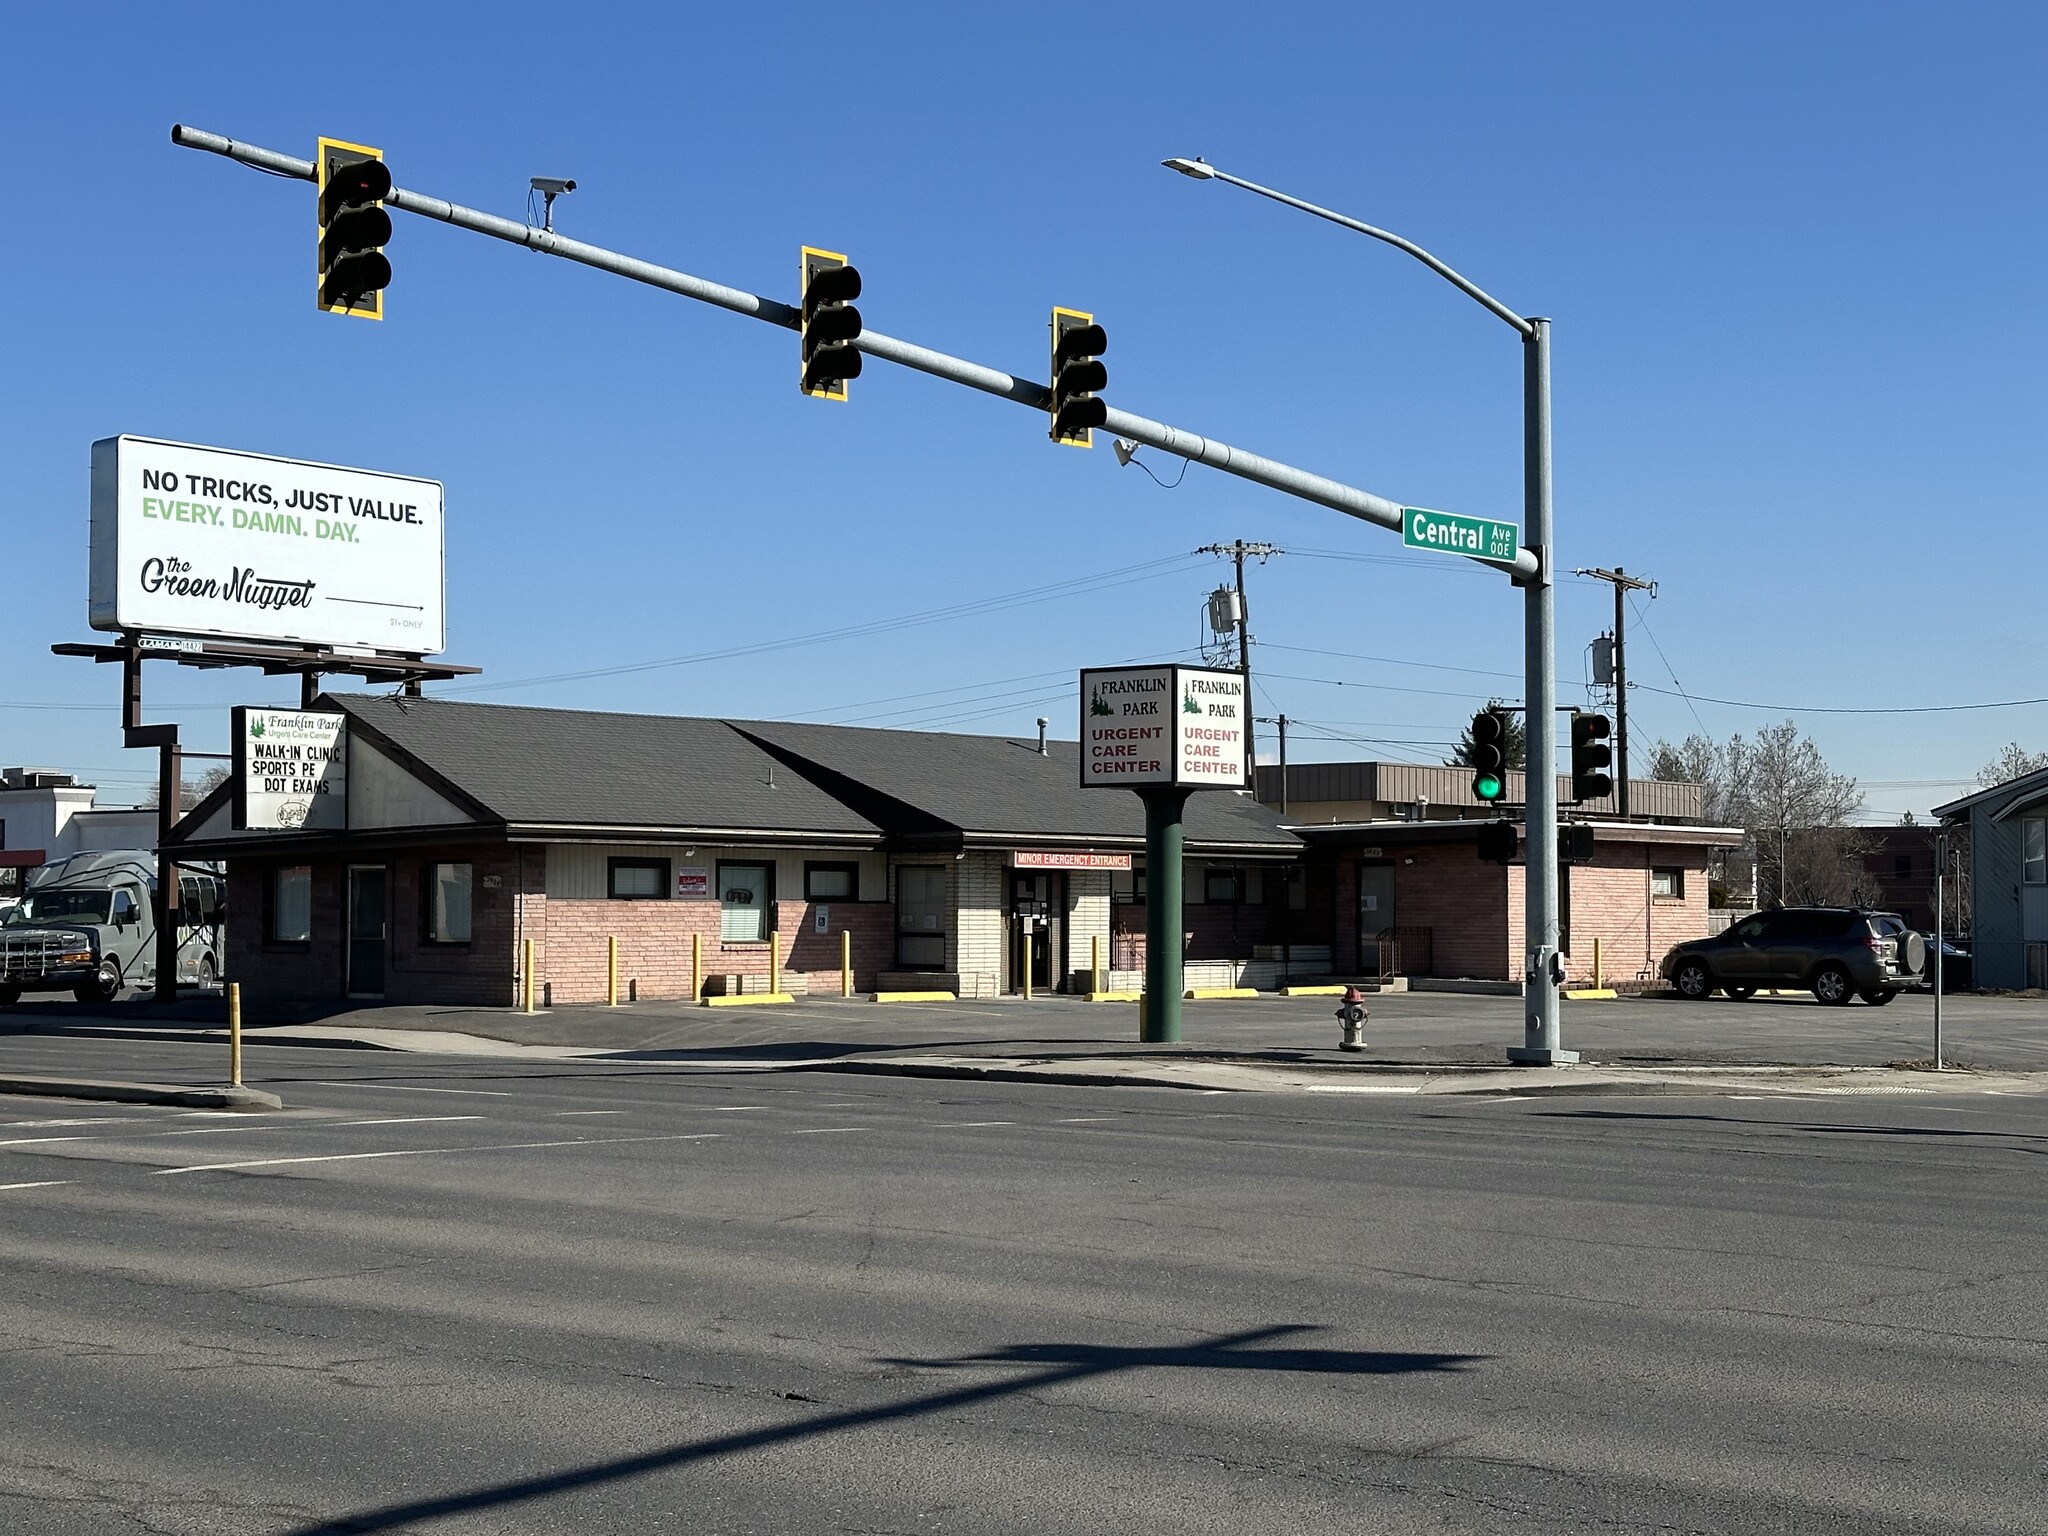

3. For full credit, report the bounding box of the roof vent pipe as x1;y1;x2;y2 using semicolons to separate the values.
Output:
1036;718;1049;755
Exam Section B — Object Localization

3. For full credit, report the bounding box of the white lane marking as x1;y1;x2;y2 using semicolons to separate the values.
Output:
1304;1084;1423;1095
153;1130;725;1177
933;1121;1014;1128
1479;1096;1535;1103
0;1181;73;1192
336;1116;487;1127
1054;1116;1117;1123
0;1136;95;1147
305;1082;514;1097
703;1105;771;1112
2;1118;127;1128
553;1110;625;1117
790;1128;865;1135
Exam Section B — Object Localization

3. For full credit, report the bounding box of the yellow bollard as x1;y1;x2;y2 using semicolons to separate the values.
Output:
1091;933;1103;995
607;935;620;1007
1593;935;1604;992
841;930;852;998
228;980;243;1088
522;938;535;1014
769;928;781;995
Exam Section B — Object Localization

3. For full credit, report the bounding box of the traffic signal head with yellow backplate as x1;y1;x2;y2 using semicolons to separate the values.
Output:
317;138;392;319
1050;308;1108;446
801;248;863;400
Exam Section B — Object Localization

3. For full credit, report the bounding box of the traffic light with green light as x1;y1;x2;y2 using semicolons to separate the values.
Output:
1470;708;1509;804
317;138;392;319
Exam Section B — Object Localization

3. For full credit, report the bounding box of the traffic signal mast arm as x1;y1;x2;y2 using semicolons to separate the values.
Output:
169;124;1538;583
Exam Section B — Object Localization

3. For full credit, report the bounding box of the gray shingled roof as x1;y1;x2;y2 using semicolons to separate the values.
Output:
732;718;1297;851
330;696;1297;852
333;696;881;836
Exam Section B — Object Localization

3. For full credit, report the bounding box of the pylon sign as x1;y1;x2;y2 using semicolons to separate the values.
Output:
1079;665;1246;788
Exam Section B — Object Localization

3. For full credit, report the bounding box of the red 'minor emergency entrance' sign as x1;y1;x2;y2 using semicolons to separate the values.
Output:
1078;665;1248;790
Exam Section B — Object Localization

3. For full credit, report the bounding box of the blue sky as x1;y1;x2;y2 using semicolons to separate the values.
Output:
4;1;2041;819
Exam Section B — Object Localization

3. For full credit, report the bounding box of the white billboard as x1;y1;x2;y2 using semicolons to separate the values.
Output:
90;435;445;654
233;708;348;831
1079;665;1249;789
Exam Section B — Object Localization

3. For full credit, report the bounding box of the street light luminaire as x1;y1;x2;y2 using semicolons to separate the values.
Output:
1161;157;1215;180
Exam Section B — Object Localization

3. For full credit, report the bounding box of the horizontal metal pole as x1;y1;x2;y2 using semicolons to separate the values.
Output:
170;124;1535;579
1202;165;1532;337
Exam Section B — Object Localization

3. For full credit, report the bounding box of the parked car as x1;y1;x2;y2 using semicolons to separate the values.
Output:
1915;934;1972;992
1661;907;1926;1006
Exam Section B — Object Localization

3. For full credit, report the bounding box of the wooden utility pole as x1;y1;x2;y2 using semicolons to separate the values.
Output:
1578;566;1655;817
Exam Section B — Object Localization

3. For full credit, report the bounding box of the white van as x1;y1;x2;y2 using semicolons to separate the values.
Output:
0;851;224;1005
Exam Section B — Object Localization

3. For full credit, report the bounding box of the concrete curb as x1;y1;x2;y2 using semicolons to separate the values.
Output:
0;1074;283;1111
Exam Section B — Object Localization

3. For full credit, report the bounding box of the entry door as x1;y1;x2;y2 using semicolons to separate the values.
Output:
1356;862;1396;972
347;867;388;998
1010;872;1060;991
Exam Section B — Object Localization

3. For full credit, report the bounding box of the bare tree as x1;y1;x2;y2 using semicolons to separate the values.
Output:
1976;743;2048;788
141;764;230;811
1649;720;1871;908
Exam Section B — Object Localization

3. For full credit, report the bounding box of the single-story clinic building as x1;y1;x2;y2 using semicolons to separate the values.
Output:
1937;768;2048;989
165;696;1302;1010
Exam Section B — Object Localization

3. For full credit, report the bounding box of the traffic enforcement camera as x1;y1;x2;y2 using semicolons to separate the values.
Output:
1570;711;1614;804
1050;308;1108;446
800;247;863;400
317;138;392;319
1469;708;1509;804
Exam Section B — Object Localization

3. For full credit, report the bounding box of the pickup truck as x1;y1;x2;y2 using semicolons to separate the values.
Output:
0;851;224;1005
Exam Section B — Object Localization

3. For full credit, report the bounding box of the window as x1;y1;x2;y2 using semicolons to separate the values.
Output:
1650;867;1684;900
718;862;772;942
1204;867;1242;904
1893;854;1914;880
425;862;472;944
2024;818;2047;886
895;865;946;969
1285;867;1307;911
270;866;312;943
608;857;670;901
805;861;859;901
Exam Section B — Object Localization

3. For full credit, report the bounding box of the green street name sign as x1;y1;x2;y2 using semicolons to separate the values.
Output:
1402;507;1520;563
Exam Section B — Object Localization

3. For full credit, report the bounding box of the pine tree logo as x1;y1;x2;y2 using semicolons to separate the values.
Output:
1089;685;1112;718
249;717;266;740
1183;685;1202;716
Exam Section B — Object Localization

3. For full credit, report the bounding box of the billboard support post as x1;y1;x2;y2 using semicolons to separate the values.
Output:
1140;786;1191;1044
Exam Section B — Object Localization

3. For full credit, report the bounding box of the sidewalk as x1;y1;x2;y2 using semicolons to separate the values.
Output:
8;989;2046;1098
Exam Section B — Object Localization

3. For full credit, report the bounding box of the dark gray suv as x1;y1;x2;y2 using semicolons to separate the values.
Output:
1661;908;1927;1006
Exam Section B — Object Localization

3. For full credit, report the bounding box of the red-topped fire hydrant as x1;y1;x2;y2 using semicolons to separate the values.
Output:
1335;986;1369;1052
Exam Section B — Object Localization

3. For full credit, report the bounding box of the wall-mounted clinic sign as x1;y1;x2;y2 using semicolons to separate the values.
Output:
233;707;348;831
1079;665;1249;790
90;436;446;654
1012;850;1133;871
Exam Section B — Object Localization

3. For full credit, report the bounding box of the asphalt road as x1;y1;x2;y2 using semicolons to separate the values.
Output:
2;1036;2044;1534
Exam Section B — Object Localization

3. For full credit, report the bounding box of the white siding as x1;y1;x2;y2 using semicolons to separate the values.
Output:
350;738;474;829
546;843;884;903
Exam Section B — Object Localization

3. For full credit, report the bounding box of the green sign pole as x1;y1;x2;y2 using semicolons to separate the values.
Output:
1140;785;1190;1044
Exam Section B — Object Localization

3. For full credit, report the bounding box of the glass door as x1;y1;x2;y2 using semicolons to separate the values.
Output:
347;867;387;998
895;866;947;970
1356;861;1395;973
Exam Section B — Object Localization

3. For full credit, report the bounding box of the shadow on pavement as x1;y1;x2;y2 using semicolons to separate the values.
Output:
1539;1108;2048;1146
283;1324;1486;1535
